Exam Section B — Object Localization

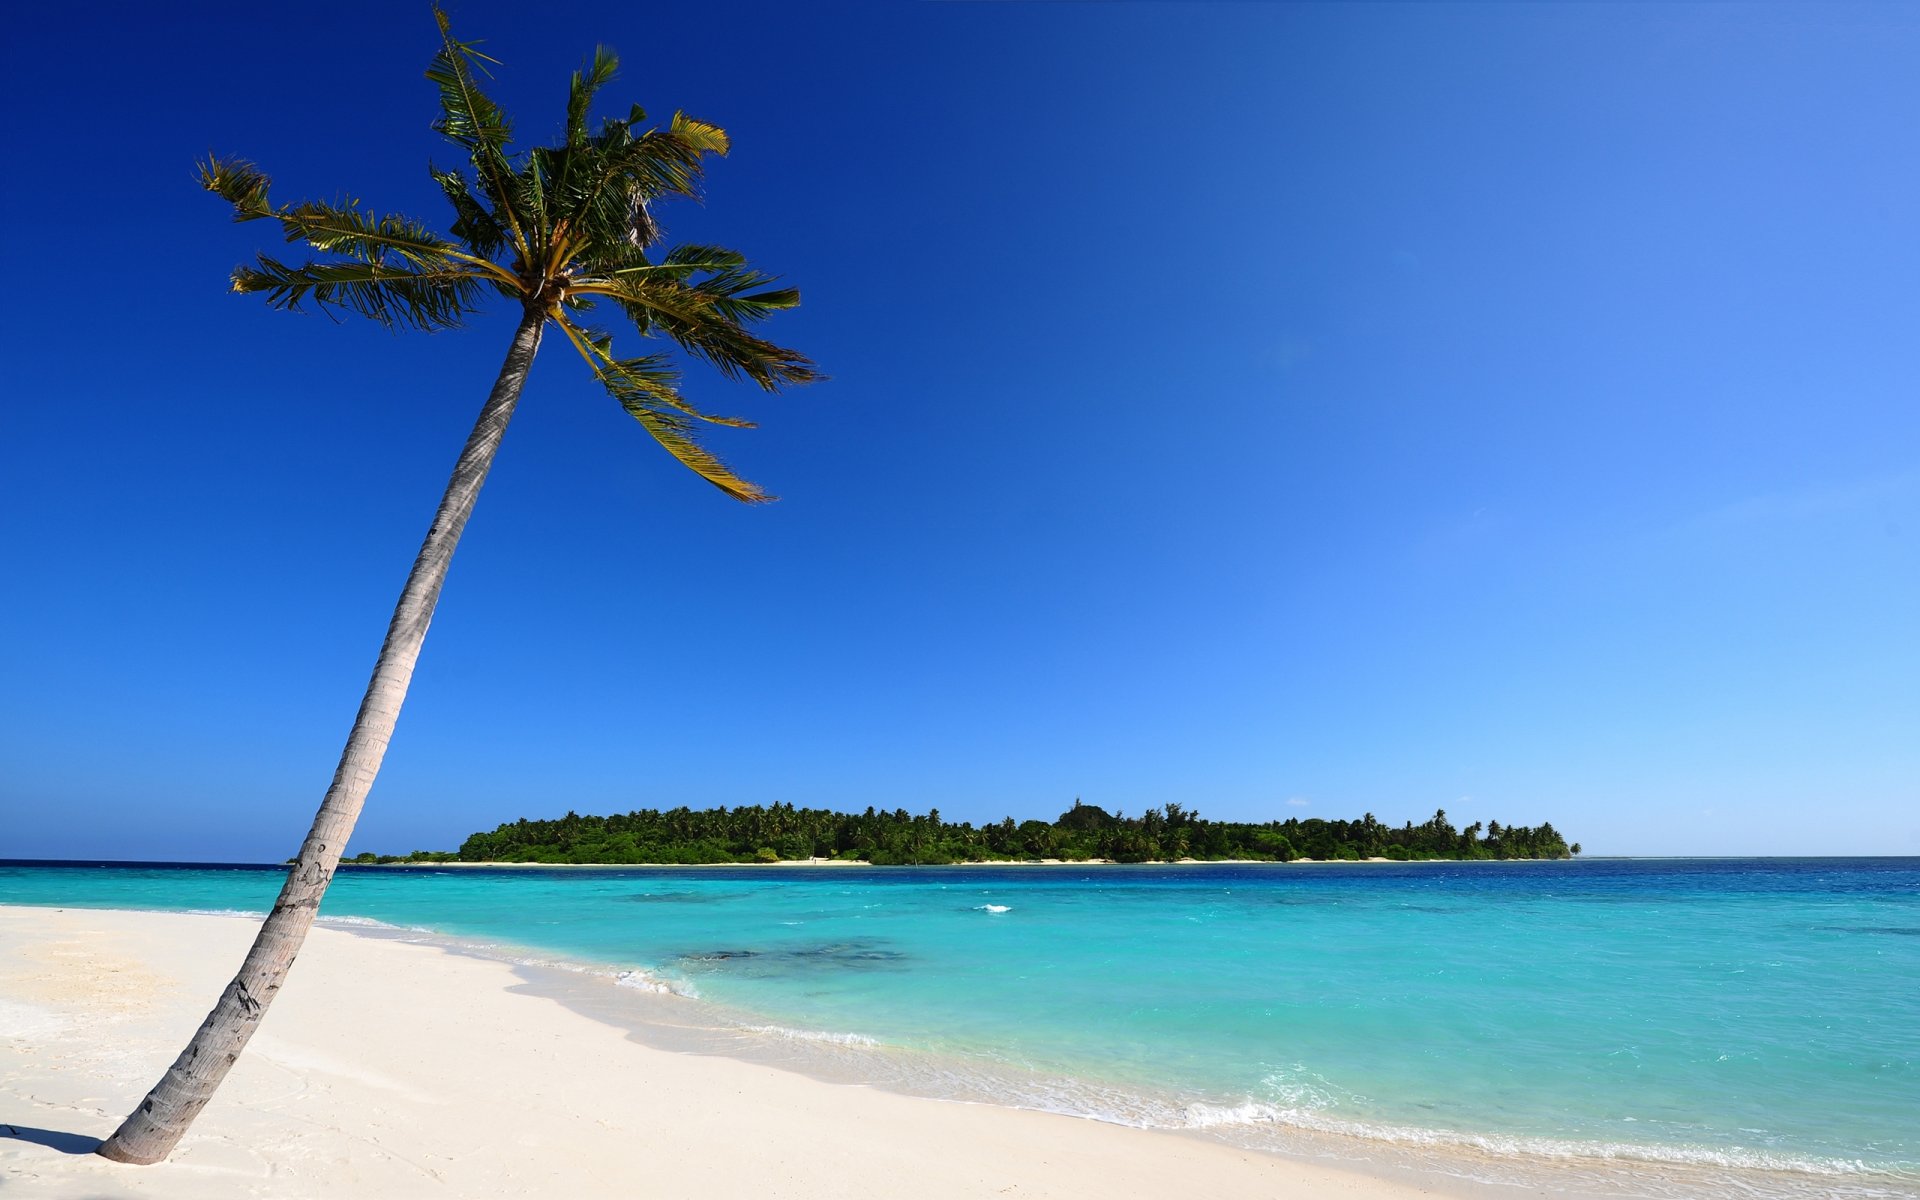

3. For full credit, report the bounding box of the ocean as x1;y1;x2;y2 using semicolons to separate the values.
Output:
2;857;1914;1198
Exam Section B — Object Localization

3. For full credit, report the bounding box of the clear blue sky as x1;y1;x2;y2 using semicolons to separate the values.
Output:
3;2;1916;860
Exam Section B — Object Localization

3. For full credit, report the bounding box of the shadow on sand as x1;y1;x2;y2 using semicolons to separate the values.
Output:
1;1123;103;1154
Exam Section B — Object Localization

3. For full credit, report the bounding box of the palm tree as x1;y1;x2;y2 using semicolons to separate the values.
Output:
98;10;816;1166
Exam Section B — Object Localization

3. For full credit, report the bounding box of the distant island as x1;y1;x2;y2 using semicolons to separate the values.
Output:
348;801;1578;866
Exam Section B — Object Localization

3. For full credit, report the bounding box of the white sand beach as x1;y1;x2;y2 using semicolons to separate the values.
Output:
0;905;1453;1200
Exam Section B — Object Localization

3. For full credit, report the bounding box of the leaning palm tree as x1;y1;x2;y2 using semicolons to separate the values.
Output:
98;10;816;1166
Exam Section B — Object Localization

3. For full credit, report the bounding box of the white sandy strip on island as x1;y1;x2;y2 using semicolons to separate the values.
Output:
0;906;1454;1200
407;856;1415;867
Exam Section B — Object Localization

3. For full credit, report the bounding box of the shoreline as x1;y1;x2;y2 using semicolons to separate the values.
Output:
3;903;1895;1200
2;856;1600;873
355;854;1551;868
0;903;1475;1199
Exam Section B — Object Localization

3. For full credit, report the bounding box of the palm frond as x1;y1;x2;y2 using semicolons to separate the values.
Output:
627;115;730;200
577;275;820;390
516;155;551;259
681;251;800;325
602;243;739;279
667;113;729;157
202;157;274;219
278;200;459;266
565;321;757;428
588;243;766;276
664;244;746;268
566;47;620;147
200;157;517;292
611;244;798;323
556;317;770;502
427;6;528;257
429;165;508;260
233;257;489;331
572;236;655;280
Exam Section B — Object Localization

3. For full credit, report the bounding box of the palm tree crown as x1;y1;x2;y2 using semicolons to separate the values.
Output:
202;7;818;501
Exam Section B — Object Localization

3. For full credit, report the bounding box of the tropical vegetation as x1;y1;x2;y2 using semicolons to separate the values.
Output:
353;801;1577;865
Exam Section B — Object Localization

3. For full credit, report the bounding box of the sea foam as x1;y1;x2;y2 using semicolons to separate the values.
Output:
739;1023;880;1048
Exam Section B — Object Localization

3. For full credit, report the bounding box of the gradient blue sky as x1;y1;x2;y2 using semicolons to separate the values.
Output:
3;2;1916;860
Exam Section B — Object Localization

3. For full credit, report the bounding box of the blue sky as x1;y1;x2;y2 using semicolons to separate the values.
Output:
3;2;1916;860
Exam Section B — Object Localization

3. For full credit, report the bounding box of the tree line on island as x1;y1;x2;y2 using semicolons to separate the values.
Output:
350;800;1579;866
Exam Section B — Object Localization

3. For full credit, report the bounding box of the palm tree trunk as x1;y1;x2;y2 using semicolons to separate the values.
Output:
97;310;546;1165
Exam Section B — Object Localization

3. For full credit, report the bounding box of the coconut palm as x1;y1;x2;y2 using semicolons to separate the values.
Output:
98;10;817;1165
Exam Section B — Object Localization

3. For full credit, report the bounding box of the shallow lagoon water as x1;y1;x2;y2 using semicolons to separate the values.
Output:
4;857;1915;1197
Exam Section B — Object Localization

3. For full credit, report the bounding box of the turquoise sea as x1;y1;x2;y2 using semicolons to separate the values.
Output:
3;858;1915;1198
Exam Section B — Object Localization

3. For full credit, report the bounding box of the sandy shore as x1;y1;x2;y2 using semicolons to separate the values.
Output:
0;905;1455;1199
389;856;1418;868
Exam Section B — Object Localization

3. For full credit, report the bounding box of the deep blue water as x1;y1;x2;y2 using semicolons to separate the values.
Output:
3;857;1916;1196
